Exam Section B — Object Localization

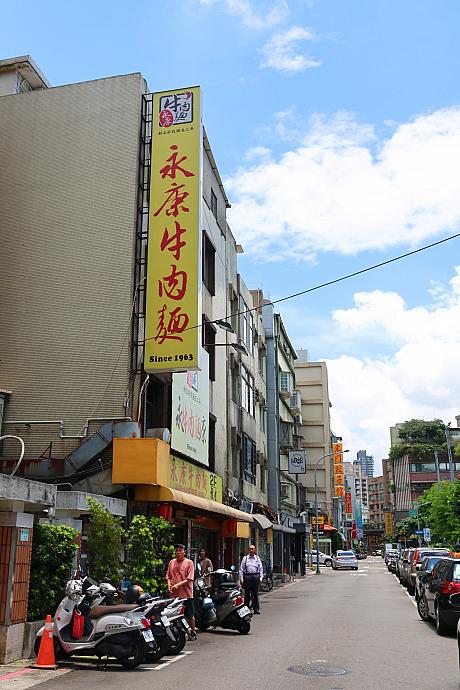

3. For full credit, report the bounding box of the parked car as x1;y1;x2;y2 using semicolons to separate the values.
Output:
387;551;398;574
384;549;399;566
407;547;452;596
415;556;445;601
308;550;332;567
332;550;358;570
417;558;460;634
400;548;416;588
396;549;410;582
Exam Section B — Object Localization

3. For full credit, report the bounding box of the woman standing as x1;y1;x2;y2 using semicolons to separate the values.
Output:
197;546;213;586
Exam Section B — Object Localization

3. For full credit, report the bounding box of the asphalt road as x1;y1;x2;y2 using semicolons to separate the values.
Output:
26;558;460;690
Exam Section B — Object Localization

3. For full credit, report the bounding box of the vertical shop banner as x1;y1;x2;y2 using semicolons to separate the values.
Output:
333;442;344;497
171;350;209;465
144;87;202;373
345;492;353;520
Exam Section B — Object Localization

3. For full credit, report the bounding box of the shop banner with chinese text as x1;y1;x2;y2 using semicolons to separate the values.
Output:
144;86;202;373
168;455;222;502
171;350;209;465
333;442;344;497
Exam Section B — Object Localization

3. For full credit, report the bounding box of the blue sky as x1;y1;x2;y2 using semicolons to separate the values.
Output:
3;0;460;469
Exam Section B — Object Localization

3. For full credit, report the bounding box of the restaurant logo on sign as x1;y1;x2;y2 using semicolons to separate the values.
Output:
144;87;202;373
288;450;306;474
168;455;222;503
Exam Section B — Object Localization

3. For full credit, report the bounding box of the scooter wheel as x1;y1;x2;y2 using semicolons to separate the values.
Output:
168;627;186;655
237;621;250;635
145;635;170;663
119;638;145;669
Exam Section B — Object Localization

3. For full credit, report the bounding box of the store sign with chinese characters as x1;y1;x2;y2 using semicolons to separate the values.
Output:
168;455;222;503
171;350;209;465
333;442;345;497
144;86;202;373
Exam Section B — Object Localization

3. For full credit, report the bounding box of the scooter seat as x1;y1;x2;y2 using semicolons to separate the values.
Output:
89;604;139;619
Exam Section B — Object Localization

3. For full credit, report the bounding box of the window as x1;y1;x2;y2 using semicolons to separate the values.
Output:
208;416;216;471
258;350;266;379
202;317;216;381
260;465;266;493
279;371;293;395
241;366;255;417
202;233;215;295
239;296;254;353
243;434;256;484
211;189;218;219
231;366;239;403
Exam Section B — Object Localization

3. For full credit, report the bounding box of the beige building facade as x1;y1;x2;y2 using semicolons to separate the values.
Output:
294;352;333;515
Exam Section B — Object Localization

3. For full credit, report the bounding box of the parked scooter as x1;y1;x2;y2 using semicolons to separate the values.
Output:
125;586;189;659
35;577;154;669
194;569;252;634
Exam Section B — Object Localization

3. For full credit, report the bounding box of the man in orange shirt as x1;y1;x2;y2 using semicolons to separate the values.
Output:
166;544;196;640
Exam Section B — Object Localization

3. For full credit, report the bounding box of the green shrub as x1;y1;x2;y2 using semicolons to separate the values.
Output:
28;522;77;621
125;515;175;593
86;497;125;584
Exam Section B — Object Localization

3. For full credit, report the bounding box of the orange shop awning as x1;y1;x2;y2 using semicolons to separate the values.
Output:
135;485;253;523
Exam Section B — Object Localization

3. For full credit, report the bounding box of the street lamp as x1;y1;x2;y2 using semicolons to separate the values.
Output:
314;449;349;574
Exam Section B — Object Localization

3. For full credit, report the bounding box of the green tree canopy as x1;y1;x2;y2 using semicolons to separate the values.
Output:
418;480;460;547
389;418;447;462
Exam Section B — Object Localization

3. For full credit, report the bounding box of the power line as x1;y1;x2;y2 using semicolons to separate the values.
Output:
146;230;460;341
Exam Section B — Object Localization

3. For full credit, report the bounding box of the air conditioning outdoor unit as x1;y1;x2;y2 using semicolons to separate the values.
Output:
280;484;290;499
294;413;303;425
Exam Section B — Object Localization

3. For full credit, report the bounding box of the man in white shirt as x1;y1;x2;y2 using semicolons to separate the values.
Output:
239;544;263;614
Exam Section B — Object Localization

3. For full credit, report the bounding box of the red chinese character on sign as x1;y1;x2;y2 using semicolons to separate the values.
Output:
161;221;187;261
160;145;195;180
180;463;187;485
158;264;188;301
154;183;190;218
188;413;195;438
196;472;201;491
155;304;189;344
171;458;178;482
201;471;208;493
195;416;202;440
188;465;194;486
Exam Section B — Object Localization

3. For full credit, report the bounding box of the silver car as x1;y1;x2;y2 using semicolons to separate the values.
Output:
332;550;358;570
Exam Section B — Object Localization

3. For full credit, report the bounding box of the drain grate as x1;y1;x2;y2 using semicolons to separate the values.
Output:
287;662;349;677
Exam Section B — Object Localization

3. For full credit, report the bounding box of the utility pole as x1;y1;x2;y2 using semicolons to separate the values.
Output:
434;449;441;493
445;424;455;483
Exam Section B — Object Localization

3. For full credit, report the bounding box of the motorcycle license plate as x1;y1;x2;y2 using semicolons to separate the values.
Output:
238;606;251;617
181;617;191;631
142;629;154;642
161;615;170;626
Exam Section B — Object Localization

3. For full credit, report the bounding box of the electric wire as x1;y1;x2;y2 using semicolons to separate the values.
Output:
148;230;460;340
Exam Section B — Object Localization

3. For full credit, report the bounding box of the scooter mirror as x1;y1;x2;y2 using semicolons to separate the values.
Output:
230;565;236;572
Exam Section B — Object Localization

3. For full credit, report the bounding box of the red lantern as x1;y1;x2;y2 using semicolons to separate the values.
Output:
158;503;173;521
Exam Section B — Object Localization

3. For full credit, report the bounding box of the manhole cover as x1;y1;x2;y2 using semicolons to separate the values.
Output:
287;662;349;677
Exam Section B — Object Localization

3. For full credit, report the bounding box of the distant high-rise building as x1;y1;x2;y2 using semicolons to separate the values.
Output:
354;450;374;478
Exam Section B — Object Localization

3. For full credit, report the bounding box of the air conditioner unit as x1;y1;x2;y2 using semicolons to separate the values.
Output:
255;389;260;403
280;483;290;499
229;352;236;368
289;390;301;413
294;413;303;425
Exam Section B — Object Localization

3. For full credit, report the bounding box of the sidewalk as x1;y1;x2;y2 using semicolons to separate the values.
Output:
0;659;72;690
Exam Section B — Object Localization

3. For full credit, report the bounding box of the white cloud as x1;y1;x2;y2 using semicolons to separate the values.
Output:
245;146;272;160
260;25;320;72
226;107;460;261
199;0;289;30
323;269;460;473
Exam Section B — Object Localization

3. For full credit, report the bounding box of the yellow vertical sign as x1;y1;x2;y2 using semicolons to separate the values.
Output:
144;87;202;373
333;442;344;497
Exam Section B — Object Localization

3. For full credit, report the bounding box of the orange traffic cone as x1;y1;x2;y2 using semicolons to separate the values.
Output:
32;615;57;669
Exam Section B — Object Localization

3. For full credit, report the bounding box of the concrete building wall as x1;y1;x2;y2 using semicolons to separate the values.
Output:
294;360;333;514
0;73;146;463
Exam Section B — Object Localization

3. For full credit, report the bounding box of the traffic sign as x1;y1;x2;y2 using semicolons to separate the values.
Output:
423;527;431;542
415;530;424;535
409;509;417;517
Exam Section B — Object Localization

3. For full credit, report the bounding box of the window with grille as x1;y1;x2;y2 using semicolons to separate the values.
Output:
243;434;257;484
241;366;255;417
280;421;292;448
202;232;215;295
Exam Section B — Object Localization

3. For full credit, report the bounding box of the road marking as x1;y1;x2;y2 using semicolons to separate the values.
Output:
392;574;417;608
0;666;72;689
147;651;193;671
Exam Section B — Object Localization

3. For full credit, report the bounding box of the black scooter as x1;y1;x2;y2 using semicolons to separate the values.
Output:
194;569;252;634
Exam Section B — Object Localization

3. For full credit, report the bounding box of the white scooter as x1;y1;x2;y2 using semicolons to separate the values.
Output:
35;577;155;669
